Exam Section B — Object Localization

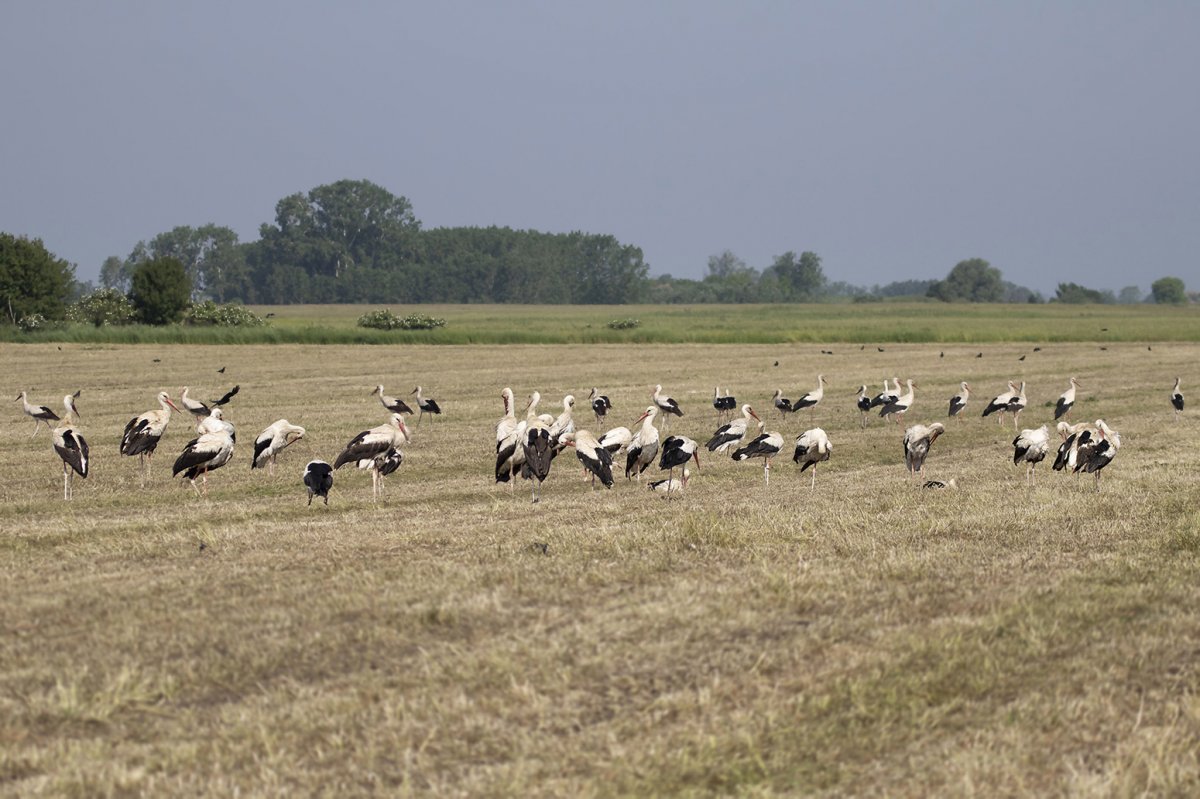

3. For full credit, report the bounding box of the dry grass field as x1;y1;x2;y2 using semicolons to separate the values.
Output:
2;338;1199;796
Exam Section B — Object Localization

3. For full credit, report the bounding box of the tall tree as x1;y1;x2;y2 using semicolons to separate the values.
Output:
142;225;247;302
129;257;192;324
1151;276;1187;304
0;233;76;324
99;255;133;293
927;259;1004;302
766;251;826;300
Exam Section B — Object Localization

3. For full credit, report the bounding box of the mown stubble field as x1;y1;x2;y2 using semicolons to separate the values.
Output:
2;339;1199;796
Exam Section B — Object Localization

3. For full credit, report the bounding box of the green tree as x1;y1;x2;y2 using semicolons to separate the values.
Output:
1053;282;1112;304
1117;285;1145;304
1151;276;1187;304
0;233;76;324
129;257;192;324
766;251;826;300
99;255;133;293
927;258;1004;302
142;225;247;302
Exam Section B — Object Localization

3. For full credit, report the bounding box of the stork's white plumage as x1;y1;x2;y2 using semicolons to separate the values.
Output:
178;386;211;419
196;407;236;440
372;385;413;416
333;414;410;499
772;389;793;419
51;394;88;500
1006;381;1028;430
948;382;970;420
792;427;831;489
589;388;613;424
869;378;901;410
791;375;826;416
732;421;784;486
520;407;554;503
713;387;736;422
981;381;1018;425
658;435;700;499
1074;419;1120;491
597;426;632;454
879;379;915;423
706;404;760;453
251;420;306;474
649;468;690;496
855;385;871;428
1012;425;1050;483
496;388;519;445
651;385;683;430
411;385;442;429
1171;377;1184;421
626;406;660;481
172;427;234;496
1054;377;1081;421
120;391;181;474
1052;421;1093;472
548;394;576;455
903;422;944;479
16;390;60;437
560;430;615;488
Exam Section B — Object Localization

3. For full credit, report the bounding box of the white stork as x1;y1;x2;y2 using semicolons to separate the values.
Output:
589;388;613;424
948;382;970;421
410;386;442;428
120;391;182;475
372;385;413;416
706;404;760;453
792;427;832;489
520;411;554;503
658;435;700;499
855;385;871;428
880;379;916;423
903;422;945;480
548;394;576;457
560;430;615;489
196;407;236;440
178;386;210;419
16;390;60;437
791;375;827;418
1052;421;1093;472
772;389;794;419
361;448;404;494
713;387;736;422
1012;425;1050;484
1171;377;1184;422
626;406;661;481
651;385;683;431
732;420;784;486
495;389;527;487
333;414;410;499
51;394;88;500
869;378;902;411
1074;419;1121;491
172;427;235;496
1006;381;1028;430
303;460;334;506
649;468;691;496
1054;377;1081;421
251;420;306;474
981;381;1018;426
597;425;633;455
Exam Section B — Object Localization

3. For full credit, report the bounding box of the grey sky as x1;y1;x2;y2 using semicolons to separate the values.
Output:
3;2;1197;294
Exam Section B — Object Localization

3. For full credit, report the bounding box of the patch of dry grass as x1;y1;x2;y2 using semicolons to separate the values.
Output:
1;340;1198;795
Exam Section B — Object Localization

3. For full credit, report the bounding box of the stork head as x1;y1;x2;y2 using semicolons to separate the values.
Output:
559;432;577;448
287;424;306;443
744;405;760;422
635;406;657;424
928;422;945;441
159;391;182;413
209;408;224;420
64;394;80;420
564;395;575;409
651;384;662;397
817;374;826;385
411;386;421;396
525;391;541;411
854;385;866;396
371;385;383;396
962;382;970;391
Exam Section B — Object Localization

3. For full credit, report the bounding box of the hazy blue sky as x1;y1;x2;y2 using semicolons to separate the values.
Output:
3;2;1197;293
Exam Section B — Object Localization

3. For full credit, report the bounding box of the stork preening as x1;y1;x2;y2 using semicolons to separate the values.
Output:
879;379;915;424
732;420;784;486
251;420;306;474
1012;425;1050;484
1052;422;1093;472
120;391;181;476
658;435;700;500
1171;377;1184;421
1054;377;1081;421
855;385;871;428
626;406;661;481
791;375;827;418
792;427;831;489
16;390;60;437
772;389;794;419
597;426;632;455
303;460;333;506
51;393;88;500
172;426;235;496
903;422;944;480
333;414;410;499
197;407;236;440
713;387;736;422
651;385;683;431
589;388;613;424
372;385;414;416
981;382;1018;426
948;382;970;421
1074;419;1120;491
411;386;442;428
560;430;615;489
706;404;760;453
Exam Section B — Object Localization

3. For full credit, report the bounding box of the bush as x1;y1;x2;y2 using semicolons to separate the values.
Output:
357;309;447;330
129;257;192;325
66;288;136;327
607;318;641;330
17;313;47;332
184;301;267;327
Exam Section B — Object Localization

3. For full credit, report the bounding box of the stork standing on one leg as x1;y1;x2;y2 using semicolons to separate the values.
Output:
251;420;306;475
948;382;970;421
1012;425;1050;484
793;427;831;489
16;391;60;437
51;393;88;500
732;420;784;487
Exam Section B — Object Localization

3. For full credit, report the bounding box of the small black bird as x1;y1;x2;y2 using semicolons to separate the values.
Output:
878;347;885;352
1033;347;1042;352
773;361;779;367
976;353;983;358
152;358;161;363
530;541;549;555
1148;346;1153;351
860;345;865;351
1100;347;1108;351
303;460;334;506
1101;328;1109;332
212;385;240;406
939;351;944;358
1018;355;1026;361
217;366;226;374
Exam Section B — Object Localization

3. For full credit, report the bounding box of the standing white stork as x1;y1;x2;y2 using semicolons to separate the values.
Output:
869;378;902;412
981;382;1018;426
178;386;210;420
410;386;442;429
172;427;235;496
495;389;526;487
880;379;916;424
1054;377;1081;421
51;393;88;500
1012;425;1050;484
372;385;414;416
196;407;236;440
1074;419;1121;491
651;385;683;431
333;414;410;499
903;422;945;480
791;375;827;418
732;420;784;486
626;406;661;481
589;388;613;425
713;387;736;422
1171;377;1184;422
1052;421;1093;472
792;427;832;489
251;420;306;474
520;411;555;503
560;430;615;489
16;390;60;437
855;385;872;428
1006;381;1028;430
303;460;333;506
948;382;970;421
772;389;794;419
706;404;760;454
120;391;182;476
548;394;576;458
658;435;700;500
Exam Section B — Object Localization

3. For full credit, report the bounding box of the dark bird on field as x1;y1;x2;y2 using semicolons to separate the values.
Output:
1099;347;1108;351
1033;347;1042;352
217;366;226;374
923;479;956;489
976;352;983;358
152;358;161;363
940;351;944;358
303;460;333;505
212;385;239;407
774;360;780;366
1101;328;1108;332
1018;355;1026;361
878;347;885;352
